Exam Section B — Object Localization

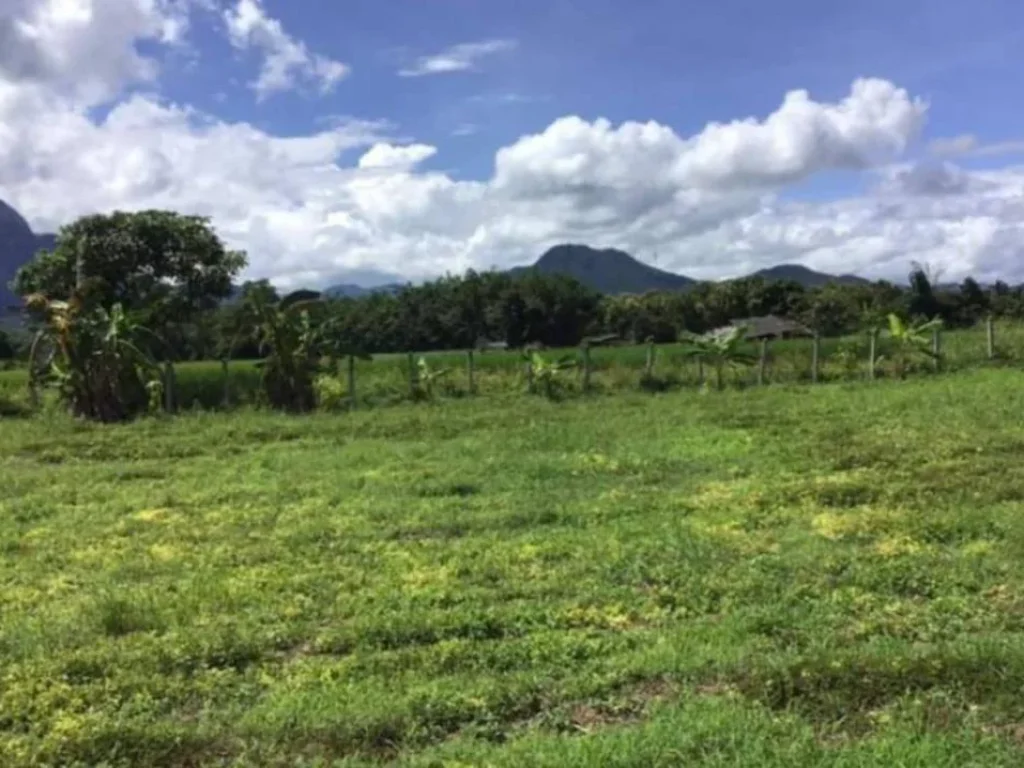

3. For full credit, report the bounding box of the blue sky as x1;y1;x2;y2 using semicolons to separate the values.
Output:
2;0;1024;285
158;0;1024;182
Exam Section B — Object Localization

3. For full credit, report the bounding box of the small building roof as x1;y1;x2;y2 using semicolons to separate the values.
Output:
727;315;812;340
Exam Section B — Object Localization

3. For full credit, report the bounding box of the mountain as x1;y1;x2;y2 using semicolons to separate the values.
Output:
751;263;869;287
323;282;404;299
510;244;695;294
1;201;55;313
0;199;875;308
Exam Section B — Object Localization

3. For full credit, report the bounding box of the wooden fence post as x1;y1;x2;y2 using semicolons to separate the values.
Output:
467;349;476;394
987;316;995;360
26;330;43;410
932;327;942;372
407;351;417;396
163;361;177;414
757;338;768;386
348;355;357;410
644;339;655;378
811;331;820;384
581;342;592;393
221;358;230;408
868;329;878;381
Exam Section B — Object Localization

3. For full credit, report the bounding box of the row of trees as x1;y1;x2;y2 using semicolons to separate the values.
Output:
4;208;1022;420
203;266;1022;357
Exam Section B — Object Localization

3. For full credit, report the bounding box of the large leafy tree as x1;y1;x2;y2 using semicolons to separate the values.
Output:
12;211;246;328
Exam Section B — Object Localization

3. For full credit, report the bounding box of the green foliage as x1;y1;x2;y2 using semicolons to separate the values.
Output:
12;210;246;346
0;329;15;359
24;293;161;422
313;372;349;411
412;356;451;401
3;371;1024;764
238;289;324;412
885;313;943;379
527;351;577;399
680;324;758;390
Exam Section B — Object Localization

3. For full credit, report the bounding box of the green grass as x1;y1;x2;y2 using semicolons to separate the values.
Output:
3;370;1024;765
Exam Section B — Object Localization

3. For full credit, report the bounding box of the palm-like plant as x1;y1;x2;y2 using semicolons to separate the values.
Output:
679;325;757;391
25;293;161;421
884;313;942;379
237;290;325;411
412;356;451;401
525;351;577;399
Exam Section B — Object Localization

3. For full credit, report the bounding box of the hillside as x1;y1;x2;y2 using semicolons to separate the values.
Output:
0;201;55;312
323;282;404;299
510;244;695;294
751;263;869;287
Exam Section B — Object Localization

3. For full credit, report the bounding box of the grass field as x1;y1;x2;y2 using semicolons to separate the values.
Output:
4;370;1024;765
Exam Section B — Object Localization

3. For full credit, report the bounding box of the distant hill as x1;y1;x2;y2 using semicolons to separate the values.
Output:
510;244;695;294
751;263;869;287
322;282;404;299
0;200;879;309
1;200;55;313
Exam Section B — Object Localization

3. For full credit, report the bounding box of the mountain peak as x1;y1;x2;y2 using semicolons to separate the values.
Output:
751;263;869;287
519;243;695;294
1;200;56;311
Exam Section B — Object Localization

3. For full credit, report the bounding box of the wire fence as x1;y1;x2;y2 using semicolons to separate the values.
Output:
2;320;1022;414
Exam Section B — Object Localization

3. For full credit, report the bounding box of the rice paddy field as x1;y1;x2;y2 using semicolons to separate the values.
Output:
4;366;1024;766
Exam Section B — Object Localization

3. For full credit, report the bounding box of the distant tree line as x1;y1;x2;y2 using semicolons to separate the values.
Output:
165;268;1021;361
5;207;1024;364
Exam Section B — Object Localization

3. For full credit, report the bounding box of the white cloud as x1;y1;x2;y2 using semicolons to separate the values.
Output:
358;143;437;171
929;133;978;157
929;133;1024;159
223;0;348;99
493;79;924;198
1;5;1023;290
398;39;516;77
0;0;195;103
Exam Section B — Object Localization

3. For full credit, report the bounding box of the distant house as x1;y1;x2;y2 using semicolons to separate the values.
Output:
582;333;626;347
476;339;509;352
723;315;812;341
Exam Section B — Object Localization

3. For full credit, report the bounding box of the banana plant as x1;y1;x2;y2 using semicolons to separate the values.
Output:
884;313;942;379
236;290;326;411
525;351;577;399
412;356;451;401
24;293;161;421
679;324;757;391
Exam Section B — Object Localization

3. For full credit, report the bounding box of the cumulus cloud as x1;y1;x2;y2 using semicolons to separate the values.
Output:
2;4;1023;288
398;39;516;77
223;0;348;99
883;161;976;197
0;0;194;103
494;79;925;197
358;143;438;171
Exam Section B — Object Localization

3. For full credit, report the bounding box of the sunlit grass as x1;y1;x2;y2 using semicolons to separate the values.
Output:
3;370;1024;765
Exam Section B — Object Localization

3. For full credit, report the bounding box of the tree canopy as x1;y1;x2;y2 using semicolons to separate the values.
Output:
12;210;246;325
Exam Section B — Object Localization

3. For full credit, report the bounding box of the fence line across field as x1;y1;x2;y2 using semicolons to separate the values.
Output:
85;316;1016;416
